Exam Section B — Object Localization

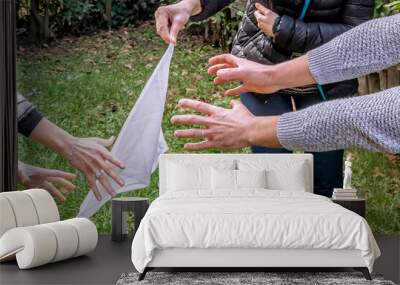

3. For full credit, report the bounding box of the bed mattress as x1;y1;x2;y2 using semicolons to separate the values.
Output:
131;190;380;273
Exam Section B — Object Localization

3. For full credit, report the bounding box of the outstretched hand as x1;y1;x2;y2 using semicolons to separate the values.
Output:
62;136;126;201
171;99;281;150
17;161;76;203
208;54;281;96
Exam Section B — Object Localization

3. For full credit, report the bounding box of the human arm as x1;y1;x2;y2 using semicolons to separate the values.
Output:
172;88;400;154
208;53;315;96
308;13;400;84
29;118;125;201
17;161;76;203
209;14;400;95
171;99;281;150
155;0;232;44
277;87;400;153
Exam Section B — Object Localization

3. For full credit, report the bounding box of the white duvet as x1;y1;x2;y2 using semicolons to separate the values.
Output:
131;190;380;272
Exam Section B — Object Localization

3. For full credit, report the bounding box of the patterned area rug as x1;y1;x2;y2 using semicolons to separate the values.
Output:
117;272;395;285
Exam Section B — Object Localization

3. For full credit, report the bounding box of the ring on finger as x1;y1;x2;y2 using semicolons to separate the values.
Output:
95;170;104;180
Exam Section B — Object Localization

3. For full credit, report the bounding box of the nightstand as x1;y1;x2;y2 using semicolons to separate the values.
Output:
111;197;150;242
331;198;366;218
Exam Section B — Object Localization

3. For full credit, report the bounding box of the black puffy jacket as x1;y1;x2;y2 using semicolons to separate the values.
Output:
192;0;374;97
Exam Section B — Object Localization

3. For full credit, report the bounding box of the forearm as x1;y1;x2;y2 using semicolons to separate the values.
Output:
276;87;400;154
308;14;400;84
29;118;75;158
181;0;202;16
271;55;316;90
190;0;233;21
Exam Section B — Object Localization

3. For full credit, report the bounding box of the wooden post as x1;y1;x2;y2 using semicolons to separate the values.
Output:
105;0;112;32
0;0;18;192
378;70;388;91
358;76;368;95
366;73;380;93
387;65;400;88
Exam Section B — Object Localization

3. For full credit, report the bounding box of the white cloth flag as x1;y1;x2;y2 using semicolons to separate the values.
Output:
78;44;174;218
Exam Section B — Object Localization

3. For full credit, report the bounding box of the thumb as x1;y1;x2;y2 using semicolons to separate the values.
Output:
226;85;248;97
230;100;244;109
18;171;30;186
255;3;270;15
169;16;186;45
95;136;115;147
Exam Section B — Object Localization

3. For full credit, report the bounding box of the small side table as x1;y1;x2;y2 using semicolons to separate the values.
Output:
332;198;366;218
112;197;149;242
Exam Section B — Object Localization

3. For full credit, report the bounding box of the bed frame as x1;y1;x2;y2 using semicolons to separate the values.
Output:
138;154;372;281
139;248;371;280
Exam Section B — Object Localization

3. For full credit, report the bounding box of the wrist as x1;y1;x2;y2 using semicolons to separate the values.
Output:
263;65;285;91
246;116;281;148
181;0;202;16
272;55;316;90
56;132;76;159
245;117;260;146
29;118;77;161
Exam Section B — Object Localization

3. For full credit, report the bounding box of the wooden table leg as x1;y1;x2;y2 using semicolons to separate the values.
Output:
111;200;123;242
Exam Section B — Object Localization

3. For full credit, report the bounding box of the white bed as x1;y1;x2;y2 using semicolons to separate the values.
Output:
131;154;380;280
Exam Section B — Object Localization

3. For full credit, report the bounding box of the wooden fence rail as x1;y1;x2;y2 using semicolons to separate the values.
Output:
358;65;400;95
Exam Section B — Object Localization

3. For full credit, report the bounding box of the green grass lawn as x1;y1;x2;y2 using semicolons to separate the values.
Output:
17;23;399;234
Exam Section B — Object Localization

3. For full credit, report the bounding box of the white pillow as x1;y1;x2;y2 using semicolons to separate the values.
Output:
167;162;210;191
211;169;267;191
238;160;309;192
167;160;236;192
236;169;267;189
211;168;236;190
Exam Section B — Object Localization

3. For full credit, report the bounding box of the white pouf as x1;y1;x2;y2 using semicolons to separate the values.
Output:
25;189;60;224
0;218;98;269
0;191;40;227
0;196;17;237
0;189;98;269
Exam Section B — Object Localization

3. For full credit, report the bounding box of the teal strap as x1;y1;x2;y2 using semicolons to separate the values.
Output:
298;0;326;101
299;0;311;21
317;84;327;100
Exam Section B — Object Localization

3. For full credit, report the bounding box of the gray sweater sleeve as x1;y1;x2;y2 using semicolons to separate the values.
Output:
308;14;400;84
277;87;400;154
17;94;43;137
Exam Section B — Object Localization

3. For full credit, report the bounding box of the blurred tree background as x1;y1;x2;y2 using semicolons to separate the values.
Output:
16;0;400;234
16;0;167;44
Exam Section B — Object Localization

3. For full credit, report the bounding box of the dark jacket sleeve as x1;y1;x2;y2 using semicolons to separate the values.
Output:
190;0;234;21
17;94;43;137
273;0;374;53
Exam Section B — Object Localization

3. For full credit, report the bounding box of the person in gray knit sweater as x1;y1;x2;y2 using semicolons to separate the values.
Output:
171;14;400;154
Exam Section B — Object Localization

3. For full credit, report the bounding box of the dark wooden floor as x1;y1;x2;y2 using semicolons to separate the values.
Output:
0;235;134;285
0;234;398;285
